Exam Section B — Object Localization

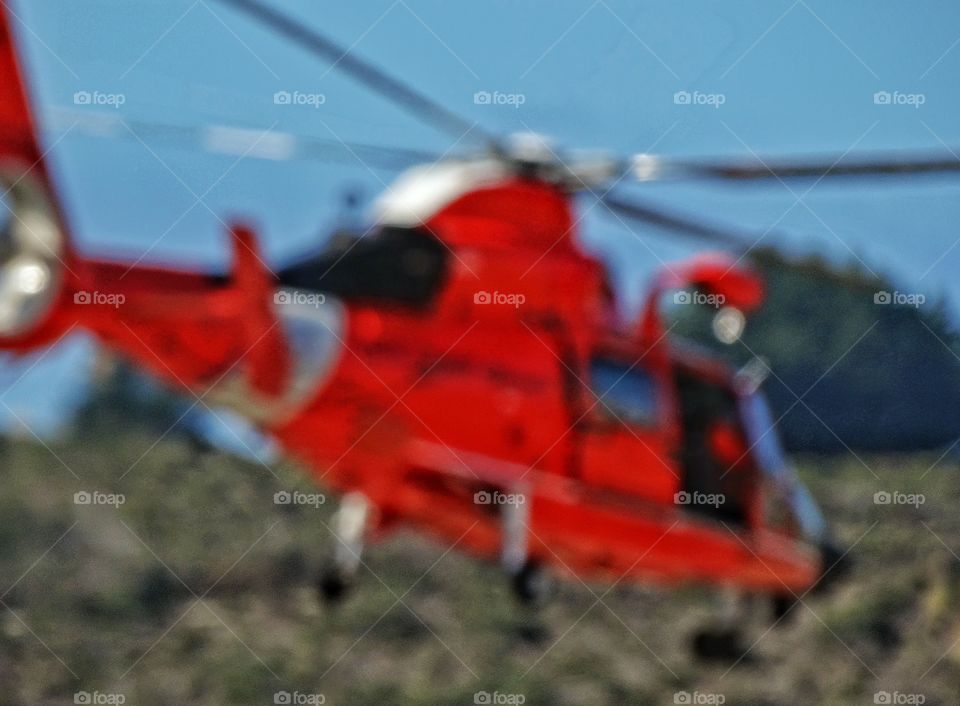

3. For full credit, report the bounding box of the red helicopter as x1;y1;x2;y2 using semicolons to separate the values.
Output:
2;0;958;642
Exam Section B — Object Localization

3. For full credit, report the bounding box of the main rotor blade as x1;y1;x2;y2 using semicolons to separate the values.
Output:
599;192;755;251
46;109;440;170
629;149;960;183
211;0;498;149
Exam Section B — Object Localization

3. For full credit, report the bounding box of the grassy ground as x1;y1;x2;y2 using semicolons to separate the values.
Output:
1;428;959;705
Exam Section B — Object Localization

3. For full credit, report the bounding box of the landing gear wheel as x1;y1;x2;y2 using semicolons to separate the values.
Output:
690;627;750;664
511;561;553;606
813;540;853;593
317;563;352;605
771;593;797;622
318;493;372;606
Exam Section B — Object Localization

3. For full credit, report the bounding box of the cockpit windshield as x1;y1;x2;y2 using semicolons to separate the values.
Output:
739;390;790;479
278;226;448;307
738;390;826;544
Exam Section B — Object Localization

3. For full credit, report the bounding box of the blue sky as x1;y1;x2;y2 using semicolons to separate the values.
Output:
4;0;960;433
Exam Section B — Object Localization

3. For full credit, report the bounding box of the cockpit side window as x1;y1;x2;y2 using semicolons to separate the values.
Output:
589;357;657;426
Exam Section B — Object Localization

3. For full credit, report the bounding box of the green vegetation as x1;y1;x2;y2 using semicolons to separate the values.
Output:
1;389;959;704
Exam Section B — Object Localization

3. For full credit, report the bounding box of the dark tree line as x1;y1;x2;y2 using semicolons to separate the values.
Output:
671;248;960;454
